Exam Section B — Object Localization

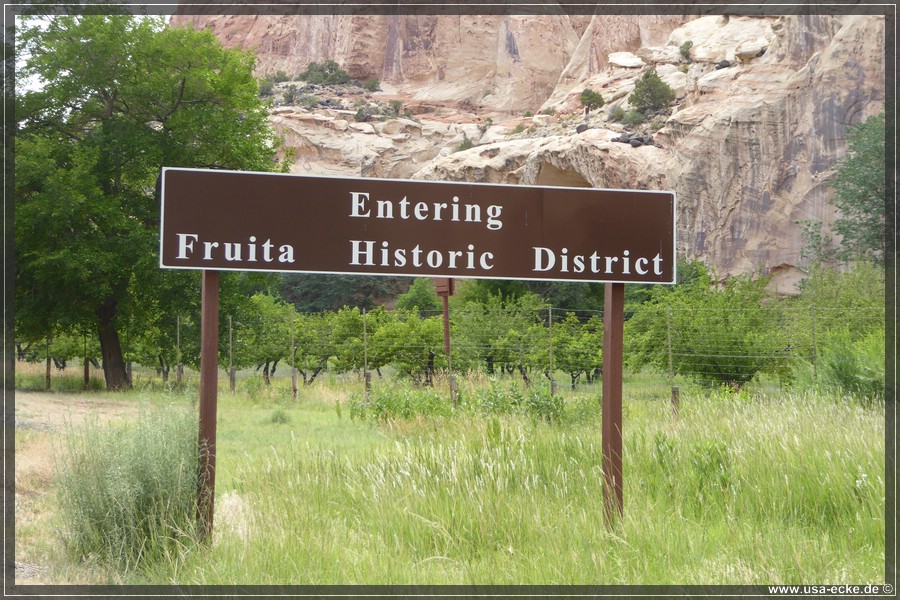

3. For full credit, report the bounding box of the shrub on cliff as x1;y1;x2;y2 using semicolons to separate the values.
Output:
629;68;676;114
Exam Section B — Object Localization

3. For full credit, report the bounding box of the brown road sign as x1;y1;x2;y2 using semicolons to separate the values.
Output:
160;168;676;284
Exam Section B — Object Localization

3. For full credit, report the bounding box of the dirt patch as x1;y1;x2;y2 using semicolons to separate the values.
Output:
14;390;141;432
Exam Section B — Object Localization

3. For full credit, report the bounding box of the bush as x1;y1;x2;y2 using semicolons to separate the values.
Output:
56;406;200;572
818;327;885;401
679;40;694;62
608;105;626;122
622;109;644;126
454;134;474;153
258;79;274;96
270;407;292;424
629;68;676;114
299;60;351;85
283;84;297;104
355;107;375;122
349;385;453;422
299;94;320;109
363;78;381;92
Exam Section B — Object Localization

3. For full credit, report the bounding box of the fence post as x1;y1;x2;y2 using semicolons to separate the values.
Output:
83;333;90;390
810;306;818;386
671;386;680;416
45;337;51;391
291;316;298;401
228;315;236;393
125;316;132;387
666;306;674;385
363;308;369;402
176;314;184;386
548;306;556;395
450;375;458;406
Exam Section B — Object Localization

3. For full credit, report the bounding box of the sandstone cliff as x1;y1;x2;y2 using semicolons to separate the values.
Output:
169;12;886;291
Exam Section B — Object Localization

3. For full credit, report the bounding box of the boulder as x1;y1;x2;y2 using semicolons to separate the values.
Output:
608;51;645;68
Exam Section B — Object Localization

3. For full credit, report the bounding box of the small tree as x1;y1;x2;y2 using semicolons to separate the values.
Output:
628;68;676;114
830;111;886;264
580;88;605;118
395;279;441;313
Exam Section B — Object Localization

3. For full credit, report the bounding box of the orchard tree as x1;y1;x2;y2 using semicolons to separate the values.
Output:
831;111;886;264
15;16;281;389
625;264;789;387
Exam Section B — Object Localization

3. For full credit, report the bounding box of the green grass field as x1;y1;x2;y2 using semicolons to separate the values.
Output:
15;364;886;586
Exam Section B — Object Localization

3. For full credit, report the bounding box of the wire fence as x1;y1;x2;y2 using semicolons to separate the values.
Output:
17;302;884;396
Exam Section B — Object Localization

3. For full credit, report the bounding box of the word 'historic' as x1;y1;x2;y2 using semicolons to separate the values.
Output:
349;191;504;231
350;240;494;270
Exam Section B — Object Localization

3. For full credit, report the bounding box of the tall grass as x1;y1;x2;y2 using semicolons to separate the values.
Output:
164;387;883;585
55;405;201;573
349;377;565;423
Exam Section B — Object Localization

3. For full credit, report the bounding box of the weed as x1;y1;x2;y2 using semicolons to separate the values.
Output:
55;406;199;573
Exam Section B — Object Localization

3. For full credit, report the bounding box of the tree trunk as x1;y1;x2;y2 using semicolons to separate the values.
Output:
97;298;130;390
303;356;328;386
424;351;436;387
518;364;530;386
159;355;170;382
485;355;495;375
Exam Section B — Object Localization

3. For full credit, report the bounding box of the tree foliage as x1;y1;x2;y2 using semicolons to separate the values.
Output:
395;278;441;313
15;15;281;389
830;111;886;264
628;68;676;114
298;60;352;85
625;263;787;387
579;88;604;115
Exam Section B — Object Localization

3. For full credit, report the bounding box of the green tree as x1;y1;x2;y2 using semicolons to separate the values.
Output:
625;263;788;387
372;310;445;385
15;16;280;389
395;278;441;313
551;312;603;389
235;293;295;385
579;88;605;117
628;68;676;114
293;312;334;386
831;111;886;264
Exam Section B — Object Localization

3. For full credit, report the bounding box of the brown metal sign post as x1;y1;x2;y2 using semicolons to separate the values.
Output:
160;168;676;536
602;282;625;523
197;270;219;541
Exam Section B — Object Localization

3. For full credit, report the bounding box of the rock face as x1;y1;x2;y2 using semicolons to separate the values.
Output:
169;13;886;290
